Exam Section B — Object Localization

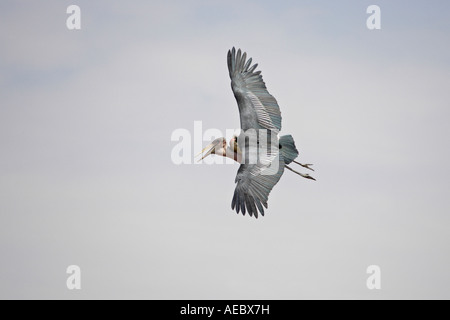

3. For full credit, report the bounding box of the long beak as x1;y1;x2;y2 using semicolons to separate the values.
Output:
196;143;217;162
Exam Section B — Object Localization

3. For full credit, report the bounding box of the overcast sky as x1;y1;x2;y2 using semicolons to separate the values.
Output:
1;0;449;299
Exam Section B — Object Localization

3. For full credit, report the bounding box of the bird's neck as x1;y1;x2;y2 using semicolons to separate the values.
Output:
225;147;242;163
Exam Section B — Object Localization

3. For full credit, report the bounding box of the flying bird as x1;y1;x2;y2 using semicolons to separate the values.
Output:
197;47;315;218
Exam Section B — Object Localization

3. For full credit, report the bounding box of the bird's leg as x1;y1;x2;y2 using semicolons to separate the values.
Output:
285;165;316;181
293;160;314;172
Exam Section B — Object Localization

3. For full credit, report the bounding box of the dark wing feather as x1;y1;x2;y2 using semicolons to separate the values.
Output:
231;147;285;218
227;47;282;132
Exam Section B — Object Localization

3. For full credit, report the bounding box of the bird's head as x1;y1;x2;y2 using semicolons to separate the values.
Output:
196;137;227;161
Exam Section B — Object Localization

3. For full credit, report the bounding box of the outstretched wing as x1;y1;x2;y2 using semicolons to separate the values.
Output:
227;47;282;132
231;133;285;218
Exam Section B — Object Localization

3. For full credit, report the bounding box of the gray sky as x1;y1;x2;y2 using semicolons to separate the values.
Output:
1;0;449;299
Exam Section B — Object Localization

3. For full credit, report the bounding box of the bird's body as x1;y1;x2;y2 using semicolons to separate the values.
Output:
198;48;314;218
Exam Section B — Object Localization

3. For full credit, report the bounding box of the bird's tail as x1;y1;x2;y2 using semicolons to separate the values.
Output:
279;134;299;165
